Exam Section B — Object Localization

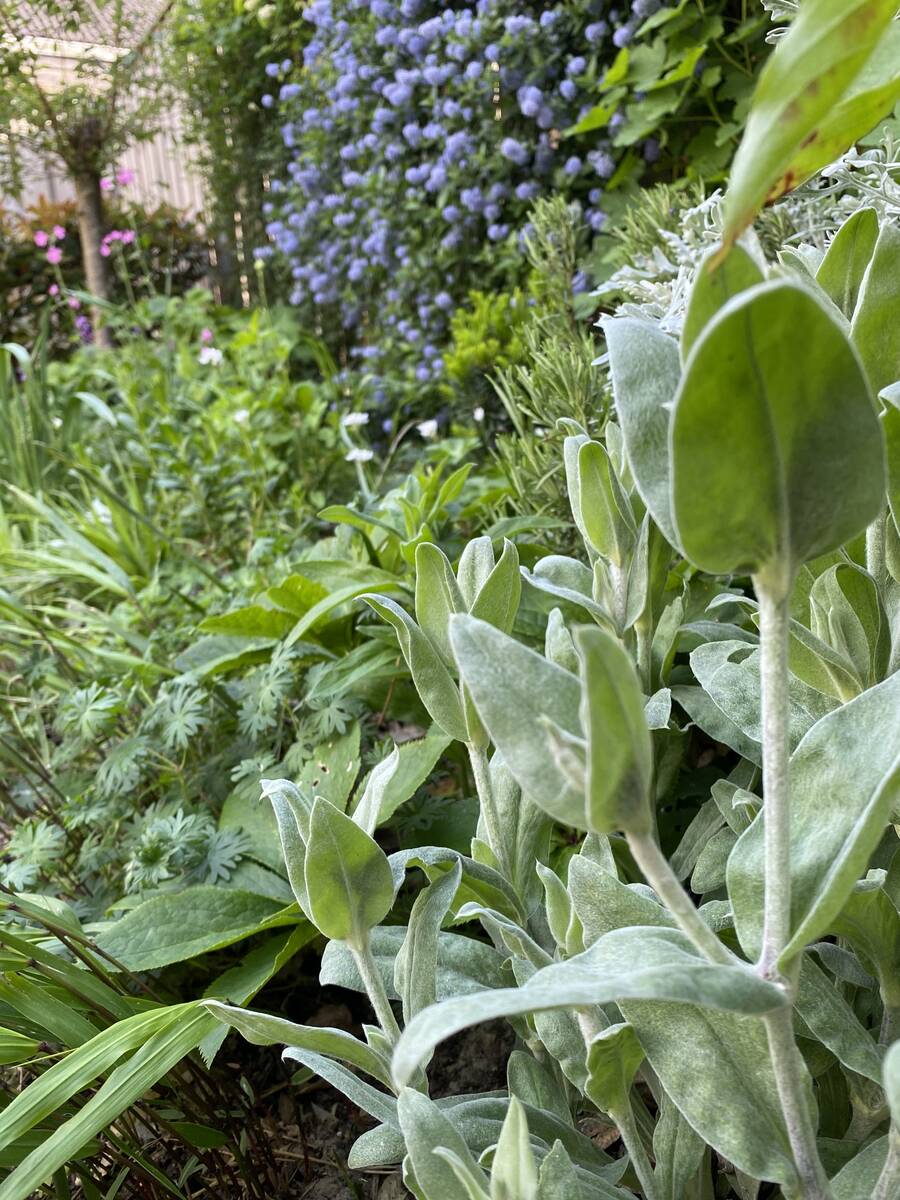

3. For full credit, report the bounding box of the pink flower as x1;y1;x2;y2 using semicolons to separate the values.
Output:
46;247;62;265
100;244;111;257
115;169;135;187
120;229;135;244
68;297;81;309
100;177;114;192
52;224;66;240
48;284;59;296
34;230;49;247
200;327;214;344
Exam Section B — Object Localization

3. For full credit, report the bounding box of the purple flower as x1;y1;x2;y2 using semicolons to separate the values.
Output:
265;62;280;78
465;61;483;79
559;79;577;101
517;85;543;118
487;223;509;241
563;156;582;176
261;93;274;108
566;56;586;76
585;21;607;43
500;137;528;165
643;137;661;163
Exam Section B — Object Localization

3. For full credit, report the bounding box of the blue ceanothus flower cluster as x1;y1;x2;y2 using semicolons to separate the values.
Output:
258;0;662;387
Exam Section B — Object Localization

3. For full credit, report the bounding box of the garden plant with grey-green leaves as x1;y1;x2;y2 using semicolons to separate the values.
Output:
199;3;900;1198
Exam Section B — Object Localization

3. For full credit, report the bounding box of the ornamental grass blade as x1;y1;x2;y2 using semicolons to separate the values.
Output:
0;1005;215;1200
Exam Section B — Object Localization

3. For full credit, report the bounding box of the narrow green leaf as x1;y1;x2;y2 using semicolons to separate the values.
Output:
815;208;879;318
601;317;681;547
363;595;468;741
576;626;653;835
585;1023;645;1115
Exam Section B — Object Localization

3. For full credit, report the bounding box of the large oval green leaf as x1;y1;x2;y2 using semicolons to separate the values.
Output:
722;0;898;246
671;280;885;578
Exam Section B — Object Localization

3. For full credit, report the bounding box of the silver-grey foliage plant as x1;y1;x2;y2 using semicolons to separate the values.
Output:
208;9;900;1198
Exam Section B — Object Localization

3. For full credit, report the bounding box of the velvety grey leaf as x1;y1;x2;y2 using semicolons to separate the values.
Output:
283;1046;398;1127
415;543;464;666
363;595;468;741
321;925;511;1001
602;316;681;547
569;856;674;945
795;956;883;1083
450;615;585;827
830;1136;889;1200
815;207;879;319
619;1000;795;1186
205;1001;391;1085
468;539;522;637
727;670;900;964
671;280;885;576
681;243;765;360
850;220;900;397
304;798;394;946
507;1051;572;1127
395;862;461;1023
690;826;737;895
398;1088;484;1200
393;927;785;1087
671;685;762;766
669;800;726;883
576;626;654;835
652;1090;706;1200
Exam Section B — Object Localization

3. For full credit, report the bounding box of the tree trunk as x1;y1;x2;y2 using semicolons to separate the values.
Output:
73;170;111;346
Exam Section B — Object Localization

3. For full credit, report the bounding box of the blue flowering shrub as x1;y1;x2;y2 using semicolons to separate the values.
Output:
258;0;767;413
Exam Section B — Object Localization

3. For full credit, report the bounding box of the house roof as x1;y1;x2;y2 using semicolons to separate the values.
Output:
12;1;171;50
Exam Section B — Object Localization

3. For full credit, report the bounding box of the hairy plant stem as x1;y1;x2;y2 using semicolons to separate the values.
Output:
351;937;401;1046
614;1103;659;1200
755;577;832;1199
468;743;503;869
764;1007;833;1200
626;830;733;965
872;1127;900;1200
755;583;792;981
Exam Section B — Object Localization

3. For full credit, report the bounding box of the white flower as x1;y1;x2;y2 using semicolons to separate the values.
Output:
341;411;370;427
90;498;113;526
417;419;438;439
473;406;485;423
257;3;274;19
198;346;223;366
345;447;374;462
234;408;249;424
51;416;63;429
